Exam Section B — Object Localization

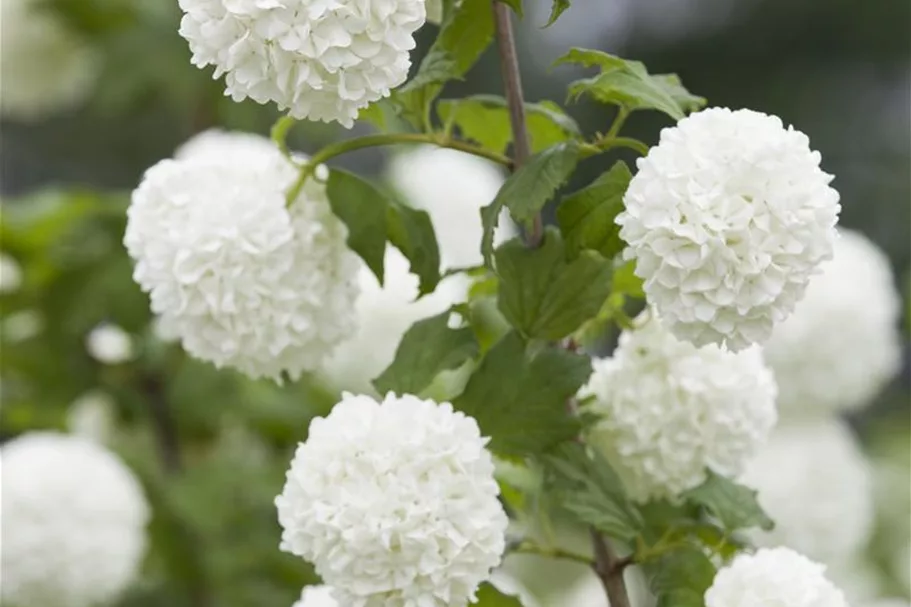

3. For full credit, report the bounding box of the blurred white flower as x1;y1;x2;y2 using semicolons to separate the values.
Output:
175;128;279;162
319;247;468;394
828;558;886;604
276;393;508;607
705;547;849;607
742;418;873;567
764;229;902;418
582;313;777;501
125;134;359;382
2;309;43;342
0;253;23;293
86;323;135;364
559;567;654;607
0;0;99;119
617;107;841;351
67;390;116;444
178;0;425;128
0;432;150;607
292;585;339;607
387;146;517;269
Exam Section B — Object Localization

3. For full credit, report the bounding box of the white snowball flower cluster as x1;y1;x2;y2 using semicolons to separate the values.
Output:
581;312;778;502
292;585;339;607
764;229;902;417
0;432;150;607
705;547;849;607
742;418;873;566
0;0;99;120
617;107;841;351
0;252;23;293
175;127;279;161
387;146;517;269
125;131;360;382
86;323;136;364
178;0;426;128
276;393;508;607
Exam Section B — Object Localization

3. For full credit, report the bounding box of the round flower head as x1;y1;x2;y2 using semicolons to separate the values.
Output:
764;229;902;417
617;107;841;351
387;146;517;269
178;0;426;128
0;432;150;607
0;252;23;293
175;128;280;162
276;393;508;607
292;585;339;607
86;323;135;364
0;0;99;120
705;547;849;607
581;312;778;501
742;418;873;565
125;134;359;382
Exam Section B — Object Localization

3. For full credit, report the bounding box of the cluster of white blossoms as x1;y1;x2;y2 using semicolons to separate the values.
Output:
705;547;849;607
0;0;100;120
0;432;150;607
581;313;778;502
764;229;902;417
617;107;841;351
292;585;339;607
276;393;508;607
178;0;426;128
85;323;136;364
125;130;360;381
742;418;873;566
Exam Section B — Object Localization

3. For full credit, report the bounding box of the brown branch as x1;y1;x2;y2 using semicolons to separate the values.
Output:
591;530;633;607
492;2;542;248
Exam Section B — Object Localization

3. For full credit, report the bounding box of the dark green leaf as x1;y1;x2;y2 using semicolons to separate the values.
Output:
385;202;441;295
556;161;632;260
647;547;716;607
544;0;570;27
683;470;775;532
542;442;643;540
480;142;581;265
326;170;388;285
453;332;591;456
496;228;613;340
373;312;479;396
474;582;524;607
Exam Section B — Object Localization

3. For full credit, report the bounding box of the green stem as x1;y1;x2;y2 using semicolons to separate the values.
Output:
585;136;650;157
271;114;297;159
512;542;595;566
605;106;630;140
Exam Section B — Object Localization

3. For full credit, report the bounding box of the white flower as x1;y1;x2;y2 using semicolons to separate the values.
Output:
319;247;468;394
387;146;517;269
581;312;778;502
705;547;849;607
86;323;135;364
742;418;873;566
764;229;902;417
617;107;841;351
125;134;360;382
1;309;43;342
0;0;99;120
292;585;339;607
276;392;508;607
67;390;116;444
0;432;150;607
0;252;23;293
178;0;426;128
175;128;279;162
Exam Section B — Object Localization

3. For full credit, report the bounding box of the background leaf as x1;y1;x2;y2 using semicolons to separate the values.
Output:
647;547;717;607
556;161;632;260
683;470;775;532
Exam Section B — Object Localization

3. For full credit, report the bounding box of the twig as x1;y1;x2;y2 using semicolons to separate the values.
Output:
512;541;595;566
591;530;633;607
142;374;182;474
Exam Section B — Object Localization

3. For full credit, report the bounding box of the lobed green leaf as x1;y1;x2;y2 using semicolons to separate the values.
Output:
544;0;571;27
683;470;775;532
556;161;632;260
474;582;524;606
647;547;717;607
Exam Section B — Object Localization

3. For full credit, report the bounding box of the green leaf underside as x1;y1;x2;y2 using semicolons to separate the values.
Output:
453;332;591;456
683;470;775;532
542;442;643;540
556;161;632;260
373;312;479;396
437;95;581;155
495;228;613;340
474;583;524;607
480;142;581;265
648;547;717;607
611;259;645;298
385;202;442;295
544;0;570;27
556;47;706;120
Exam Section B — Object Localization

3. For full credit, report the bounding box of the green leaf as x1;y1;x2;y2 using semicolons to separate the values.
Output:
556;47;704;121
474;583;524;607
480;142;581;265
453;332;591;456
385;202;441;295
437;95;581;155
544;0;570;27
556;161;632;260
647;547;717;607
495;228;613;340
373;311;479;396
326;170;388;284
541;442;642;540
612;260;644;298
683;470;775;532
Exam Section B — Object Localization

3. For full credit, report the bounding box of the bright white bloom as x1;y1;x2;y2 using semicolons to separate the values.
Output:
125;135;359;381
742;418;873;565
178;0;426;128
319;247;468;394
292;585;339;607
276;393;508;607
0;252;23;292
581;313;778;501
617;107;841;351
705;547;849;607
67;390;116;444
388;146;517;269
764;229;902;417
0;432;150;607
175;128;279;162
0;0;99;119
86;323;135;364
